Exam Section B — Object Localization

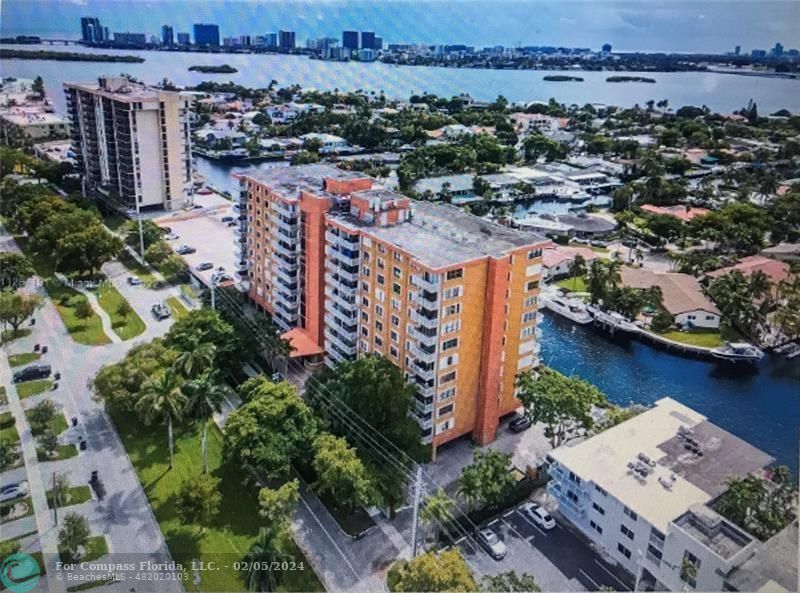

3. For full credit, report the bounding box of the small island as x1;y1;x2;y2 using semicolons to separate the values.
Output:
606;75;657;83
188;64;239;74
543;75;584;82
0;49;144;63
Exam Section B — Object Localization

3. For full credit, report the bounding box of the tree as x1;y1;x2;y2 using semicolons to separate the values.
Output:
165;308;245;372
31;76;45;99
238;375;271;403
243;527;282;592
144;240;173;265
775;276;800;339
93;339;178;413
585;259;610;304
73;297;93;320
483;571;541;592
0;436;19;470
291;150;320;165
457;449;516;510
51;473;71;504
115;300;133;318
312;433;377;512
27;399;57;435
387;549;477;592
516;367;606;448
174;340;216;380
769;191;800;243
0;291;42;332
568;254;586;292
135;369;186;470
258;480;300;528
223;381;318;479
58;513;90;561
707;270;772;340
420;489;454;546
645;213;684;244
0;252;35;291
37;429;59;457
687;202;770;255
176;473;222;530
183;368;227;473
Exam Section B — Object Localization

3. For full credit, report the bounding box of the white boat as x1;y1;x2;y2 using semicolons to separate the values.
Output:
586;305;641;333
711;342;765;363
542;295;593;324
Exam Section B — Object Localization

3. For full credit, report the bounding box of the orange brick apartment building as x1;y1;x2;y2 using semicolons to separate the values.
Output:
235;164;547;447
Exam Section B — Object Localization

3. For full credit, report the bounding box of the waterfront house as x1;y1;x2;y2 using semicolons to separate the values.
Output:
542;245;601;281
546;397;777;592
640;204;710;223
621;268;721;329
706;255;792;286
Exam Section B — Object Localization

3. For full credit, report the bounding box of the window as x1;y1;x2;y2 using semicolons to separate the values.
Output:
390;346;399;358
361;281;369;292
442;338;458;351
446;268;463;280
440;370;456;383
438;403;454;416
443;320;461;334
391;315;400;327
376;305;384;317
592;502;605;515
391;330;399;343
681;552;700;588
393;282;402;295
617;543;632;559
374;335;383;347
569;472;581;485
393;267;402;278
361;296;370;307
620;524;634;540
375;320;383;332
521;326;535;339
647;544;663;561
524;296;537;308
523;311;537;323
444;303;461;316
567;490;579;503
360;327;369;337
595;485;607;497
650;528;665;542
526;280;539;291
443;286;462;300
361;311;369;321
377;274;385;285
528;248;542;259
377;257;385;269
590;520;603;534
393;252;402;262
441;354;457;368
362;266;370;276
392;298;401;311
439;386;456;400
624;506;638;522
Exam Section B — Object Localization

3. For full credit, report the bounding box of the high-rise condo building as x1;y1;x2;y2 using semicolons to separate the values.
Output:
361;31;376;50
80;17;106;43
343;30;359;50
236;165;546;447
278;30;296;50
161;25;174;46
176;32;191;45
64;76;194;212
193;23;220;46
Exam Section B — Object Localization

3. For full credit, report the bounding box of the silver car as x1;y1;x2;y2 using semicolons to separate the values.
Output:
476;527;507;560
0;481;29;503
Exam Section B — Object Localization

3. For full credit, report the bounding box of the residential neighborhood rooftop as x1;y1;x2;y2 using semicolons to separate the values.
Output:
621;268;720;316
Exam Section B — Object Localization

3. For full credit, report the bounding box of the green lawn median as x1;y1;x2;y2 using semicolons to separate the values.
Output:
16;379;53;400
112;414;324;592
95;282;146;340
7;352;41;367
45;279;111;346
46;485;92;509
165;296;189;320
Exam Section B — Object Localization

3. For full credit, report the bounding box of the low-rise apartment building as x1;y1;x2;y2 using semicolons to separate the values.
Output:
64;76;194;211
236;164;548;446
547;397;779;592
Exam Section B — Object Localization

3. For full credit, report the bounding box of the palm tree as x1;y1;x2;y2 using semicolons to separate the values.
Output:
175;341;216;379
183;369;228;473
606;258;623;286
136;369;186;470
568;254;587;292
420;489;455;547
243;527;280;592
586;260;609;304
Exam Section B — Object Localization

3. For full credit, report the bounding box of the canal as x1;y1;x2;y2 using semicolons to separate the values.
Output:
540;312;800;478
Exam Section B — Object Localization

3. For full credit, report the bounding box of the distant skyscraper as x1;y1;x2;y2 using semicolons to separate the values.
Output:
734;45;741;56
161;25;174;46
602;43;612;53
361;31;375;50
343;30;359;50
265;32;278;48
80;17;105;43
177;32;190;45
772;42;784;57
278;30;295;50
193;23;220;46
751;49;767;58
240;35;252;47
373;36;383;50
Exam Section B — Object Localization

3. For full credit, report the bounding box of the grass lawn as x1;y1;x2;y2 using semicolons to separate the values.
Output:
655;326;739;349
1;328;32;344
118;250;159;288
103;213;127;232
0;386;7;406
37;444;78;463
7;352;41;368
165;296;189;320
0;496;34;524
16;379;53;400
95;282;146;340
112;415;324;593
0;421;22;472
47;485;92;509
556;275;587;293
59;535;108;564
45;280;111;346
26;409;68;436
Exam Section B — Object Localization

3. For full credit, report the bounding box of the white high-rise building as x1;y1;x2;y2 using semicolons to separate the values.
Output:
64;76;194;211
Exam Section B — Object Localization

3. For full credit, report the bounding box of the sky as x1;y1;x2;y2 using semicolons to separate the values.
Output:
1;0;799;53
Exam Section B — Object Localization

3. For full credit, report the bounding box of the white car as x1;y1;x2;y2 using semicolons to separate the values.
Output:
0;481;29;503
164;233;179;241
476;527;507;560
520;501;556;530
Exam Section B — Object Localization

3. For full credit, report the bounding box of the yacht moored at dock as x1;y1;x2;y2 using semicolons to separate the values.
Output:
587;304;641;334
711;342;765;363
542;295;593;324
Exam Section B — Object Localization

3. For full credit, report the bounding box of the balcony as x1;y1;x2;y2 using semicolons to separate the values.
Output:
413;360;436;382
409;341;436;363
325;244;358;266
324;272;358;291
414;412;433;430
273;200;296;217
324;327;357;356
274;240;296;259
271;263;298;286
324;311;357;334
410;308;439;329
411;273;440;293
326;229;359;248
325;265;358;284
411;289;440;307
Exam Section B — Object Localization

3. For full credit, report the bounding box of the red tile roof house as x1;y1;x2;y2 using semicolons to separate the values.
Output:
640;204;710;223
621;268;721;329
542;245;601;281
706;255;792;286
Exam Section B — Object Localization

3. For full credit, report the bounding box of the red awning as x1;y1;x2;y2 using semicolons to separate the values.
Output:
281;327;325;358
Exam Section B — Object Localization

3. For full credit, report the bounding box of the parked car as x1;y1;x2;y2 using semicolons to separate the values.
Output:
0;481;29;503
195;262;214;271
151;303;171;321
13;364;52;384
226;221;238;228
211;271;233;285
476;527;507;560
221;216;234;223
164;233;179;241
590;239;609;248
192;204;203;210
520;502;556;530
176;245;196;255
126;276;142;286
509;413;532;433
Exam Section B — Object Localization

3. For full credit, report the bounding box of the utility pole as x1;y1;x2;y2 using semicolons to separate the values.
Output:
210;281;216;310
138;216;145;259
52;472;58;525
410;465;423;558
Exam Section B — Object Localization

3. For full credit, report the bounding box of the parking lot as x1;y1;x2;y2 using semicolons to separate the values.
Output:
457;503;634;592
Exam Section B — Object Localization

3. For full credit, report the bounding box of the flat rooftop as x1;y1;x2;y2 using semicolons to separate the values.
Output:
334;200;546;269
550;397;774;532
726;522;798;593
238;164;369;201
674;505;753;560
